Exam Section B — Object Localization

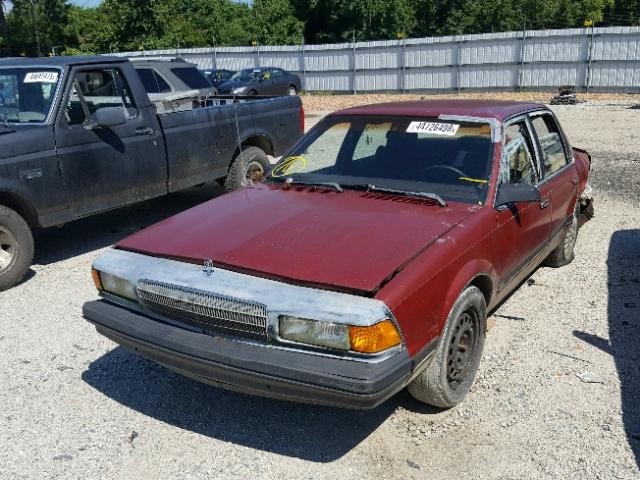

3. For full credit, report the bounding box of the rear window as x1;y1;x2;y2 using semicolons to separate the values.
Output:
136;69;171;94
170;67;211;89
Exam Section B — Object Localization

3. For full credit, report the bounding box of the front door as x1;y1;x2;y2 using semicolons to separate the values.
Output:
54;65;166;218
493;117;552;290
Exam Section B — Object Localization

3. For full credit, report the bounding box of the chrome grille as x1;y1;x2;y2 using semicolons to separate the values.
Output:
137;280;268;341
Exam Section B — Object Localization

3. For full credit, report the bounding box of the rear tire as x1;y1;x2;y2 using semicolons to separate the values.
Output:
407;286;486;408
0;205;34;292
544;199;579;268
288;85;297;96
224;146;270;191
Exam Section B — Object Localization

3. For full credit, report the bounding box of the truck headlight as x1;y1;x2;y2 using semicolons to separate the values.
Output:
92;268;137;301
233;86;248;94
279;316;401;353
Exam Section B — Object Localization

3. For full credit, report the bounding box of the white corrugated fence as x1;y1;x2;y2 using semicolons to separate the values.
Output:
110;26;640;93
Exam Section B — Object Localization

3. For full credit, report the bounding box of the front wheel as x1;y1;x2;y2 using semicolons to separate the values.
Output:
0;205;34;292
224;146;270;191
407;286;486;408
288;85;297;96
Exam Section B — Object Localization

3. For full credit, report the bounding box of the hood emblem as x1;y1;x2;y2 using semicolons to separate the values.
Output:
203;258;214;277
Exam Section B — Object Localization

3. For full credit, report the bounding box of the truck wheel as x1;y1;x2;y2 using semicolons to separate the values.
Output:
407;286;486;408
544;199;579;268
288;85;297;96
224;146;270;191
0;205;34;292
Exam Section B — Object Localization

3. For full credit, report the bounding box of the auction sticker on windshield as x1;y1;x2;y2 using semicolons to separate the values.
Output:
24;71;59;83
407;121;459;136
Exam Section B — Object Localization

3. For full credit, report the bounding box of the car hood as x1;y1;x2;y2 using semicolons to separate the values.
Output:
0;124;53;160
116;184;474;294
218;80;254;91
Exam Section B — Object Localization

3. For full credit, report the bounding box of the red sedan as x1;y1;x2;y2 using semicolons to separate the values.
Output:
84;100;593;409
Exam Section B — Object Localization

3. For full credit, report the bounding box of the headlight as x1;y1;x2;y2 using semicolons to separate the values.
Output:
92;269;137;301
233;86;248;94
279;315;350;350
279;316;401;354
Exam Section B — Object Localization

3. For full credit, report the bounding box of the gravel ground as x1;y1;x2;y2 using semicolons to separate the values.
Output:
1;99;639;479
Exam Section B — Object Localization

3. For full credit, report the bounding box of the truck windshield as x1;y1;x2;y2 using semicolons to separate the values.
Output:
0;68;61;124
268;115;495;205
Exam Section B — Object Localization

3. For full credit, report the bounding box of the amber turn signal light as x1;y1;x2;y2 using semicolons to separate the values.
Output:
91;268;102;291
349;319;401;354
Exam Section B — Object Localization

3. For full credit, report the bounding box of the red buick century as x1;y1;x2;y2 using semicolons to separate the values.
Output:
83;100;593;409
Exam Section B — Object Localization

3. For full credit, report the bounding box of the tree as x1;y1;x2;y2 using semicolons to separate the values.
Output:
252;0;304;45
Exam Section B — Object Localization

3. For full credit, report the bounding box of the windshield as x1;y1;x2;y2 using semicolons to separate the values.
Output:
268;115;495;204
0;68;61;124
230;68;260;82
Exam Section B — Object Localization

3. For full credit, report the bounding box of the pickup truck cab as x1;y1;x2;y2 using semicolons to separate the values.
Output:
84;100;593;409
0;56;303;290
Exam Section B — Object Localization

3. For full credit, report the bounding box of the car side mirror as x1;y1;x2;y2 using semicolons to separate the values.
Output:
88;107;128;129
495;183;541;208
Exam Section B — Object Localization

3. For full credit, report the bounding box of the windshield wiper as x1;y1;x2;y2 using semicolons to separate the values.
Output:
284;177;343;193
366;184;447;207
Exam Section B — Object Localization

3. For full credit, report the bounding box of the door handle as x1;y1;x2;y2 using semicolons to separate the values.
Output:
571;177;579;186
540;199;550;210
135;126;154;136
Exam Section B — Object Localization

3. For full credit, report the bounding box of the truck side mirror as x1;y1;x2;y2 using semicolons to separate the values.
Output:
495;183;541;208
89;107;128;129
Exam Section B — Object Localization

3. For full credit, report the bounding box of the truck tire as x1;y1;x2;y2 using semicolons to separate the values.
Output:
0;205;34;292
544;199;579;268
407;286;486;408
224;146;270;191
288;85;297;96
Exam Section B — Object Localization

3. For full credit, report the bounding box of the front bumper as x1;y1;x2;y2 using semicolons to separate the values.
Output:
83;300;413;409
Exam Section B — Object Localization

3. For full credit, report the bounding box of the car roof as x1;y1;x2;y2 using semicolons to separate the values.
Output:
0;55;125;68
332;100;546;121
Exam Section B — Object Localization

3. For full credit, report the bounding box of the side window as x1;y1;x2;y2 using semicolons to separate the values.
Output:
65;68;136;126
353;122;392;161
502;122;537;185
271;69;284;78
530;114;569;177
170;67;211;89
136;69;171;94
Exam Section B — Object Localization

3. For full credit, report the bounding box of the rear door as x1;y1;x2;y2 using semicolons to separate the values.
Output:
493;117;552;290
54;64;166;217
529;111;578;244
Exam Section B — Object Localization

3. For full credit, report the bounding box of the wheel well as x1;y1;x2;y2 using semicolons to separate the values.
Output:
469;274;493;308
0;192;39;228
238;136;274;157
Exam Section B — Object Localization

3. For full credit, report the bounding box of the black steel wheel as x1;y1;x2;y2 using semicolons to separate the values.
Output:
446;308;481;390
544;198;580;268
407;285;486;408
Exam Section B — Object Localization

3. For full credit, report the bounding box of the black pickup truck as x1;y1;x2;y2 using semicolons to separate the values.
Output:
0;56;304;291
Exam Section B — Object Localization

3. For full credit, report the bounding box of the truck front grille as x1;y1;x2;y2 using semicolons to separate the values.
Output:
137;280;268;341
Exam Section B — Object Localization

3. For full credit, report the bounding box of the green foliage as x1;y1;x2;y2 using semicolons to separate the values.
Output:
0;0;636;57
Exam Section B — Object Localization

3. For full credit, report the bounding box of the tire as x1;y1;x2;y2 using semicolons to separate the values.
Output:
248;89;258;96
543;198;579;268
288;85;297;96
407;286;487;408
0;205;34;292
224;146;270;191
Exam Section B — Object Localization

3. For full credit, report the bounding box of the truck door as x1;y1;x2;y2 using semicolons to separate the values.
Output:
54;65;167;218
492;117;552;290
